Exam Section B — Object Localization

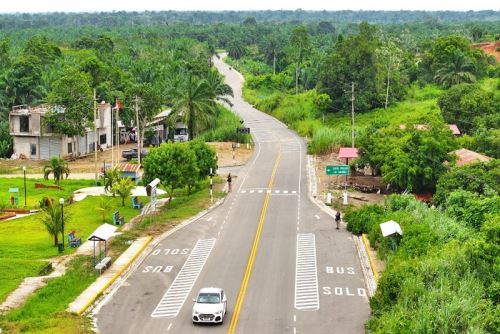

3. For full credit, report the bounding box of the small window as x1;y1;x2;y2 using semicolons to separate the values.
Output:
100;134;107;145
30;143;36;156
67;142;73;154
20;116;29;132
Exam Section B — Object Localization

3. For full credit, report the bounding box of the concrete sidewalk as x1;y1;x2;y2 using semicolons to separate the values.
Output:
68;236;152;315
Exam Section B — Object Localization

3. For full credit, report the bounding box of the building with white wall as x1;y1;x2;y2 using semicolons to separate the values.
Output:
9;102;112;160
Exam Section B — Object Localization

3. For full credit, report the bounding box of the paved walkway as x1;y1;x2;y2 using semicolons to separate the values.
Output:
68;236;152;315
0;173;96;179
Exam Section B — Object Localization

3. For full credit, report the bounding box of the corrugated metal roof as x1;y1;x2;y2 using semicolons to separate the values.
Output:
118;163;141;173
452;148;492;167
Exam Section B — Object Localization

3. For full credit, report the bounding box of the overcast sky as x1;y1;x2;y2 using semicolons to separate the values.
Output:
1;0;499;13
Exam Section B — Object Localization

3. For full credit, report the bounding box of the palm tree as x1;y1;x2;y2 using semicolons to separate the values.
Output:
170;74;218;140
40;201;65;246
103;167;121;195
96;196;112;222
205;70;233;105
43;156;70;184
112;178;135;206
434;51;476;88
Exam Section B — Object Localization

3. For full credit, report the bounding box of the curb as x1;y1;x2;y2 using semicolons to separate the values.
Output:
362;234;379;282
74;236;153;316
306;154;378;296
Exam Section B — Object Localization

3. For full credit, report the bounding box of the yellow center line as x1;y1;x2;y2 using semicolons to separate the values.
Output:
227;149;282;334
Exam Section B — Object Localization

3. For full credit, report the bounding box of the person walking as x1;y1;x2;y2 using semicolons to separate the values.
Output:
335;211;341;230
227;173;232;192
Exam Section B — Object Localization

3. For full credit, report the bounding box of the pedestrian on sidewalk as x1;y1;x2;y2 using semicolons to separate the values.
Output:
335;211;341;230
227;173;232;192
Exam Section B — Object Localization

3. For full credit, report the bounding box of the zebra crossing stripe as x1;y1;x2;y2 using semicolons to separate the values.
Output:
295;234;319;311
151;238;216;318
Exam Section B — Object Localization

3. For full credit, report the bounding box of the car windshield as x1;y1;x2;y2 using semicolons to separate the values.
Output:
197;292;220;304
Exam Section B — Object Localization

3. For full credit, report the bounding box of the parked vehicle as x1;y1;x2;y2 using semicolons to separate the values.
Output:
121;148;147;161
192;287;227;324
174;122;189;142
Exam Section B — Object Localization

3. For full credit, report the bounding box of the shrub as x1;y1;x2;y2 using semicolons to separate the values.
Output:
308;125;351;154
345;204;385;235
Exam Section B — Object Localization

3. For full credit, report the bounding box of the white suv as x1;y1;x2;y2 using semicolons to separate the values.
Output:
192;287;227;324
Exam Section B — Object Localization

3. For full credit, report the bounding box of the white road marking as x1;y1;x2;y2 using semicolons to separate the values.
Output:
292;190;297;194
241;190;247;193
314;215;320;220
284;190;289;194
167;323;172;331
249;190;254;193
267;190;271;193
206;217;213;222
151;239;216;318
275;190;280;194
258;190;263;193
295;234;319;311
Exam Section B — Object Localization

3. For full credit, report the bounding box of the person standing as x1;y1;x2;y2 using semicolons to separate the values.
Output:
227;173;232;192
335;211;341;230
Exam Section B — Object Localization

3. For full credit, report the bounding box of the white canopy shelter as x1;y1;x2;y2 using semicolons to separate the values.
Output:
380;220;403;237
88;223;118;266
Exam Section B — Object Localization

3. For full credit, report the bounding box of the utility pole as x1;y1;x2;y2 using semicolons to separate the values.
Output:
116;107;120;167
133;96;141;166
351;82;355;148
93;89;98;185
111;105;114;169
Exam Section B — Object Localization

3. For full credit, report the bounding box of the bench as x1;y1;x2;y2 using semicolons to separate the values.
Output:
112;211;125;225
67;232;82;248
94;256;112;274
132;197;143;209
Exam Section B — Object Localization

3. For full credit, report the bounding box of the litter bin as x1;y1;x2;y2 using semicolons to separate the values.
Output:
58;243;64;253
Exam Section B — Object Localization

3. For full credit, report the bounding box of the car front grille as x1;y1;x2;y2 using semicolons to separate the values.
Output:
199;314;215;321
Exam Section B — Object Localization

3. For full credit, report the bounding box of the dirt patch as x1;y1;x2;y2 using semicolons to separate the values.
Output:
314;152;385;207
207;142;253;167
472;41;500;62
0;142;254;175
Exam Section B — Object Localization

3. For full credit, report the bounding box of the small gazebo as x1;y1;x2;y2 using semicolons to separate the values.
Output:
87;223;118;266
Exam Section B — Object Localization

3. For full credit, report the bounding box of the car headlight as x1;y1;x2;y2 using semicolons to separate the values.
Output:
214;309;223;315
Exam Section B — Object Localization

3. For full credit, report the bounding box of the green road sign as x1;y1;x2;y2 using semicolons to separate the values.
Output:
326;165;350;176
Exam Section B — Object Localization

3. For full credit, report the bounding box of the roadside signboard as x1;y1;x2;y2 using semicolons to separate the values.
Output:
236;127;250;134
326;165;350;176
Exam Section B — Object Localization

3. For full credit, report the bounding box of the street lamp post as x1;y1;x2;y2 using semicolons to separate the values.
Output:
22;166;27;207
59;198;65;250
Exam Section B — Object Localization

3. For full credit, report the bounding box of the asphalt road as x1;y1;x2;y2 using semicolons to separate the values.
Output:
94;55;370;334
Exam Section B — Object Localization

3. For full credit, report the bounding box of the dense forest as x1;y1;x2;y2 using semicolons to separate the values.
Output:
0;11;498;332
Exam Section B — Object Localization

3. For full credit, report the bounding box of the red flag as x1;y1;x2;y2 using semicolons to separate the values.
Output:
115;98;122;112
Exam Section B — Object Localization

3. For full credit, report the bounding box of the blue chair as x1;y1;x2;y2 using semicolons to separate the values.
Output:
112;211;125;225
132;197;143;209
67;232;82;247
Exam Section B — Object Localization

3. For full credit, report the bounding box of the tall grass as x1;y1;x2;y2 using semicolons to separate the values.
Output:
308;125;351;154
199;106;250;143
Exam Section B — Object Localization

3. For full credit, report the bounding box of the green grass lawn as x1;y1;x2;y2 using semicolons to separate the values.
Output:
0;256;97;334
0;192;146;303
0;178;94;209
0;178;226;333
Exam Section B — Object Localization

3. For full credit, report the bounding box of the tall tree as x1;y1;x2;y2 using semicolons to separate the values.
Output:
170;74;218;139
45;67;93;156
289;25;310;95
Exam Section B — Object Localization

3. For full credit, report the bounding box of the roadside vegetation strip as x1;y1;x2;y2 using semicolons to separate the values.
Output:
361;234;379;282
151;238;216;318
74;236;153;316
228;149;281;334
